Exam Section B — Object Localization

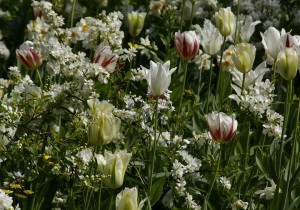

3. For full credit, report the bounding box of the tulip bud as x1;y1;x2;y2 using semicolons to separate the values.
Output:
174;31;199;60
127;11;147;37
96;150;132;189
215;7;235;37
141;60;176;96
275;48;299;80
206;112;238;143
16;41;43;70
231;43;256;73
93;44;118;73
116;187;140;210
87;99;121;146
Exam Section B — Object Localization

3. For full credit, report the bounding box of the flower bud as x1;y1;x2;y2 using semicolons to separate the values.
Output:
93;44;118;73
275;48;299;80
215;7;235;37
231;43;256;73
116;187;144;210
174;31;199;60
127;11;147;37
141;60;176;96
96;150;132;189
16;41;43;70
87;99;121;146
206;112;238;143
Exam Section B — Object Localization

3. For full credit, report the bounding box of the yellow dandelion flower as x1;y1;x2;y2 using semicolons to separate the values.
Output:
43;155;52;160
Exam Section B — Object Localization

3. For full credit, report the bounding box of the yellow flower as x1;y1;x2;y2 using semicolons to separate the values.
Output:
16;193;27;199
23;190;34;195
1;189;13;194
10;184;22;189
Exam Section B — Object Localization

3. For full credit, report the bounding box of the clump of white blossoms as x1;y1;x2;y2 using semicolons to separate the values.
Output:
219;176;231;190
254;178;281;200
262;109;284;140
231;199;249;210
229;79;275;118
0;189;13;209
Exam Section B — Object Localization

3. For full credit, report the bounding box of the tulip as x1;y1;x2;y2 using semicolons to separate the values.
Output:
206;112;238;143
95;150;132;189
127;11;147;37
87;99;121;146
16;41;43;70
240;16;261;43
197;19;223;55
93;44;118;73
215;7;235;37
275;48;299;80
174;31;199;60
141;60;176;96
231;43;256;74
260;27;282;60
116;187;140;210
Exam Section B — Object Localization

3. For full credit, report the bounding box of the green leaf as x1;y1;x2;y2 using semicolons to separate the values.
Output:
255;156;266;174
150;177;166;206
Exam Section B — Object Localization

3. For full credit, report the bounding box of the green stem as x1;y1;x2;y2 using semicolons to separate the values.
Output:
188;1;195;29
148;97;159;197
205;144;222;205
179;0;186;30
216;36;227;109
272;59;277;85
97;181;102;209
70;0;76;27
277;80;293;180
36;68;43;89
205;56;214;113
197;68;203;96
178;61;188;115
233;0;240;44
241;72;246;96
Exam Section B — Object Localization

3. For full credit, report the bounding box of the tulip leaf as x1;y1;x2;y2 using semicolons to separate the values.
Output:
150;177;166;206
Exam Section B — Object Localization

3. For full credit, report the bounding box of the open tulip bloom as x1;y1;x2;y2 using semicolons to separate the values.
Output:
142;60;176;97
93;44;118;73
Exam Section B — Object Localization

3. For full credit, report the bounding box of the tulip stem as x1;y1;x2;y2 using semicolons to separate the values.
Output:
277;80;293;180
233;0;241;44
70;0;76;27
272;59;277;85
241;72;246;96
205;56;214;113
36;68;43;89
205;144;222;206
216;36;227;109
148;97;159;198
178;61;188;115
179;0;186;30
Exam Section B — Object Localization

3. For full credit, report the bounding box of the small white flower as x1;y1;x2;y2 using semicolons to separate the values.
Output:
254;178;281;200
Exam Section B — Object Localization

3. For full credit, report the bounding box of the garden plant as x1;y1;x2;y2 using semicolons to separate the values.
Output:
0;0;300;209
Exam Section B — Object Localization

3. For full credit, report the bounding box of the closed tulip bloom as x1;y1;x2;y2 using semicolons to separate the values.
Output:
127;11;147;37
275;48;299;80
215;7;235;37
116;187;140;210
93;44;118;73
96;150;132;189
87;99;121;146
16;41;43;70
197;19;223;55
142;60;176;96
231;43;256;73
206;112;238;143
174;31;200;60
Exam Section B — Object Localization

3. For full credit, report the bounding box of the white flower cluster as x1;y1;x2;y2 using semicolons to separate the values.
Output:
192;131;220;149
0;189;13;210
219;176;231;190
72;11;124;50
170;150;202;209
229;79;275;118
254;178;281;200
262;109;284;140
231;199;250;210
